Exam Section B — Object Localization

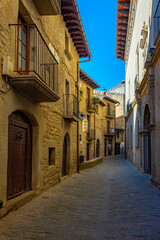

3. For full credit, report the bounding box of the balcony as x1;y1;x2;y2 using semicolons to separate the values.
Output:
87;128;96;141
86;99;96;113
63;94;79;122
104;128;115;136
32;0;61;15
154;1;160;42
9;24;59;102
106;109;115;118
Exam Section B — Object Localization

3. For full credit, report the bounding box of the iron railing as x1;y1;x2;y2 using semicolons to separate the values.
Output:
108;128;115;134
64;94;79;119
154;0;160;41
106;109;115;118
10;24;58;94
86;99;96;112
87;128;96;140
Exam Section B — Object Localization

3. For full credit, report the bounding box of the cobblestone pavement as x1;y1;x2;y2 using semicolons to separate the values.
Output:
1;156;160;240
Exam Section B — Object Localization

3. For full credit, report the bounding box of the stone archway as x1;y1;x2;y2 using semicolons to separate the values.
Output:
143;105;151;174
7;111;32;200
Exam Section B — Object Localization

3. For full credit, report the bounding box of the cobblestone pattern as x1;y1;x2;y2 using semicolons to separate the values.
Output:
0;156;160;240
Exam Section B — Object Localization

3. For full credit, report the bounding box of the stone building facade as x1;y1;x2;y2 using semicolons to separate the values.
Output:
79;70;117;164
94;82;125;155
102;96;117;156
116;0;160;185
79;69;101;162
0;0;91;216
106;82;125;155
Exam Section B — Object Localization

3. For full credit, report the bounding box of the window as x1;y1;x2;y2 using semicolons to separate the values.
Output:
87;115;90;134
107;103;110;115
18;17;28;72
65;32;69;52
96;105;99;114
65;31;72;60
49;148;55;165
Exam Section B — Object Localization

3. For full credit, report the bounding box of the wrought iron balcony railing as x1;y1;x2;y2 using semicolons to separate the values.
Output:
154;0;160;42
87;128;96;140
106;109;115;118
86;99;96;113
63;94;79;121
9;24;59;102
104;128;115;135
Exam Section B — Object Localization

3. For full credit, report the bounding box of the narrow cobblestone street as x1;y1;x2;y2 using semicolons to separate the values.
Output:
1;156;160;240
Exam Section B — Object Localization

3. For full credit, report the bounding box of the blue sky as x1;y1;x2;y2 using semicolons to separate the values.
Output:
77;0;125;91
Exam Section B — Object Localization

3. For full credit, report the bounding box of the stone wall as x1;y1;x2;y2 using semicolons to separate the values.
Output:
0;0;79;216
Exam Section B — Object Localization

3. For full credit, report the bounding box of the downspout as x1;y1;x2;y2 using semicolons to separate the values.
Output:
94;112;96;158
115;102;120;155
77;57;91;173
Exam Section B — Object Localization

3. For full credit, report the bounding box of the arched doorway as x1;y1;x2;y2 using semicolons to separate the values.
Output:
96;139;100;158
7;111;32;200
62;134;70;176
143;105;151;174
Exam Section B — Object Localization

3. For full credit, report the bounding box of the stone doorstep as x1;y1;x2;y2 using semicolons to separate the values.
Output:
80;157;103;170
61;175;70;181
0;190;37;218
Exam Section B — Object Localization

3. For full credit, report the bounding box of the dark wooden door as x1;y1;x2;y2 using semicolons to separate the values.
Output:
108;139;112;156
104;139;107;157
96;139;100;158
62;135;67;176
87;143;90;161
115;143;120;155
7;111;32;200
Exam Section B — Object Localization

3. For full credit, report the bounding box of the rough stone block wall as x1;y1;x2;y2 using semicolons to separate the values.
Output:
0;0;79;214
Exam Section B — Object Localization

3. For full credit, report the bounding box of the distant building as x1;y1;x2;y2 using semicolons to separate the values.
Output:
94;81;125;155
105;82;125;155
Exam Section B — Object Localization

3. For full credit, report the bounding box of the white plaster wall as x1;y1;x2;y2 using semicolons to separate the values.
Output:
125;0;152;116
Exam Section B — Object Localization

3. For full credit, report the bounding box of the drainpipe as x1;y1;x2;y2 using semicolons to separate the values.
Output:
77;57;91;173
94;112;96;158
115;102;120;155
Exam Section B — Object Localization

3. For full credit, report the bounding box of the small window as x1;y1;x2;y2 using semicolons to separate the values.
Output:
65;32;69;52
107;103;110;115
96;105;99;114
49;148;55;165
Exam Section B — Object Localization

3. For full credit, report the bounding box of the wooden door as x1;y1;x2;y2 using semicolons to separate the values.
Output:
104;139;107;157
7;111;32;200
96;139;100;158
62;135;67;176
108;139;112;156
87;143;90;161
115;143;120;155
